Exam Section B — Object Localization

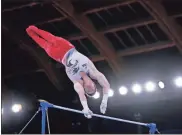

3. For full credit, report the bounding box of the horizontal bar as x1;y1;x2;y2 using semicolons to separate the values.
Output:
52;104;147;126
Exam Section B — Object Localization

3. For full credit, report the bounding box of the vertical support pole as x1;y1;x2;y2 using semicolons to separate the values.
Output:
41;107;46;134
39;100;54;134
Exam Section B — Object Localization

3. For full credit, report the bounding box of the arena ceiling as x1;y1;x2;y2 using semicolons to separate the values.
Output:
2;0;182;96
2;0;182;90
2;0;182;133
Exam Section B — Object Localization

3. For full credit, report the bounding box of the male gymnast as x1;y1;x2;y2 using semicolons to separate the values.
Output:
26;25;110;119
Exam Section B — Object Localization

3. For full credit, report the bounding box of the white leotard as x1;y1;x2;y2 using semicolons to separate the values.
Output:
64;49;92;82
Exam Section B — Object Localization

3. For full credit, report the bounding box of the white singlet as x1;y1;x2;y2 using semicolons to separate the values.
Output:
64;48;95;82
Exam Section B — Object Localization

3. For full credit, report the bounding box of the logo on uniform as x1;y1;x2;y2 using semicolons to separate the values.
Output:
66;59;79;75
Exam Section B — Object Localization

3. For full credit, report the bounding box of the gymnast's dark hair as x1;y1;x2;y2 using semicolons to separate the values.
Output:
84;83;97;97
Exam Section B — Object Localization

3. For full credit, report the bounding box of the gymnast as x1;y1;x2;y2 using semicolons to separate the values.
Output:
26;26;110;119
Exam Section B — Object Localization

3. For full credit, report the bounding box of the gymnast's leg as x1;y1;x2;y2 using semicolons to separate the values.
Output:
26;26;51;49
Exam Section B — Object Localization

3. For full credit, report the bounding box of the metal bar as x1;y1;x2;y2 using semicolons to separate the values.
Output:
19;109;40;134
39;100;158;134
135;27;148;44
52;104;147;126
30;7;180;27
128;4;137;14
78;39;92;56
67;35;86;41
139;0;182;52
49;23;62;36
95;12;108;26
83;0;136;15
117;41;175;57
116;6;123;13
71;41;175;62
145;25;158;41
46;110;51;134
41;107;46;134
124;30;138;46
102;18;156;33
105;9;113;16
34;17;66;26
113;32;128;48
2;2;41;12
65;19;156;41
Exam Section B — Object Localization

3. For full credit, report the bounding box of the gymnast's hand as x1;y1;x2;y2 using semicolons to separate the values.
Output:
100;101;107;114
82;108;93;119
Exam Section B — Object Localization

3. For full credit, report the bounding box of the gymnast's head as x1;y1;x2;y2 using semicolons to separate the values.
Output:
80;72;97;97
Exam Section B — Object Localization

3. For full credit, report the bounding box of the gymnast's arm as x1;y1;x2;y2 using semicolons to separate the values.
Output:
88;62;110;96
73;81;90;110
95;72;110;103
90;70;110;113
